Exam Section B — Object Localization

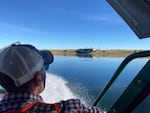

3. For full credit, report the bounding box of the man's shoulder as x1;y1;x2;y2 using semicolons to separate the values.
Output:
26;99;82;113
39;99;82;109
41;99;82;106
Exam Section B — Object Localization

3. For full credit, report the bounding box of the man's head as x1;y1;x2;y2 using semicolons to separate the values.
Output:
0;43;53;93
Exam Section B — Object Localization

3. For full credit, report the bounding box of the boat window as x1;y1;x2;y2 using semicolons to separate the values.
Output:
97;58;149;112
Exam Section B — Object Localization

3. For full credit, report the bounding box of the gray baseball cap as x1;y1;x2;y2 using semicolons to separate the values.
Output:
0;44;53;87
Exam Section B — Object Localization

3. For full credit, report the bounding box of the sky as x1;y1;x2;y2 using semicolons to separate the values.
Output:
0;0;150;50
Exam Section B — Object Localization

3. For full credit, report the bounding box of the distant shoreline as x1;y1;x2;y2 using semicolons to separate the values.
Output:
47;49;145;58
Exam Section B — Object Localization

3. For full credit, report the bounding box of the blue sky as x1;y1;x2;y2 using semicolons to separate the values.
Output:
0;0;150;50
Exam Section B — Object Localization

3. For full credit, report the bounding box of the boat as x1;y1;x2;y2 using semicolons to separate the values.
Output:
76;48;95;54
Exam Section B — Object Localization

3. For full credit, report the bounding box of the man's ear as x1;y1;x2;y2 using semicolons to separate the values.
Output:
33;72;42;86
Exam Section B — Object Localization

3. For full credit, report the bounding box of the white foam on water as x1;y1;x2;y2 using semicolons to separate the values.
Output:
41;72;76;103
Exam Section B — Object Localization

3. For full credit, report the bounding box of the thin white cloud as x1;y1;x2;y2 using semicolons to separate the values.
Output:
83;14;111;21
0;22;48;34
0;33;9;37
67;10;122;23
81;14;122;23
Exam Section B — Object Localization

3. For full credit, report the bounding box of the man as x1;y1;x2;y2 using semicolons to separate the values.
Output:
0;43;104;113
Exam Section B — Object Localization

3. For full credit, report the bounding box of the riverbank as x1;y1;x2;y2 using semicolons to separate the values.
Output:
48;49;145;58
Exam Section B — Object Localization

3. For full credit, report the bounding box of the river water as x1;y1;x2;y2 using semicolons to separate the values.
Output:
41;56;150;112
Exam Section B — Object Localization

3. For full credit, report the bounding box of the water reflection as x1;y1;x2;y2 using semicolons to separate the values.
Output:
76;53;93;58
49;56;149;112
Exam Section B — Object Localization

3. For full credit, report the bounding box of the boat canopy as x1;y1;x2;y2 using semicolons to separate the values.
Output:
107;0;150;39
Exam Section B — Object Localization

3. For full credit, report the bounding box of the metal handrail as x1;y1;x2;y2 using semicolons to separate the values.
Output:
93;51;150;106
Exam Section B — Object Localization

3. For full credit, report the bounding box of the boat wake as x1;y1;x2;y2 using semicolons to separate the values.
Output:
41;72;76;103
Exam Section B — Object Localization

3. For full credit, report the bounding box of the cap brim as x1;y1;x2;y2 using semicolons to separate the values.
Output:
40;50;54;65
40;50;54;70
